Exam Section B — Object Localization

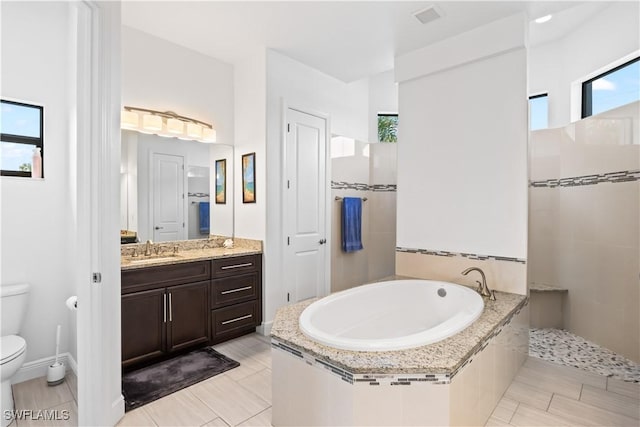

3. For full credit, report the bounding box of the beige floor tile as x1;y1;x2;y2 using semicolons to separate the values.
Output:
607;378;640;400
6;419;16;427
201;418;230;427
190;374;270;426
515;366;582;400
580;384;640;420
510;403;574;427
65;371;78;403
548;394;638;426
143;389;219;426
525;357;607;389
12;377;74;412
237;408;272;427
237;369;272;404
117;407;158;426
484;416;513;427
214;345;271;381
490;397;519;423
504;380;553;411
16;400;77;427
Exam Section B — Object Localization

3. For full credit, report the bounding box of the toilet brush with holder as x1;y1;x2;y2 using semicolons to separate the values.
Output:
47;325;65;386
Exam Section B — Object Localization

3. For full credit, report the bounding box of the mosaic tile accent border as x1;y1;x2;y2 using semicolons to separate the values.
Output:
331;181;397;192
272;297;528;386
530;169;640;188
396;247;527;264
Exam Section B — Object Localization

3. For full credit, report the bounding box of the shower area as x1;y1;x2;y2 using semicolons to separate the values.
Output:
330;136;397;292
528;102;639;381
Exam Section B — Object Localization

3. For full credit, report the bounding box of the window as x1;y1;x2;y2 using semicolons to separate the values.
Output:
582;57;639;118
1;100;44;177
529;93;549;131
377;114;398;143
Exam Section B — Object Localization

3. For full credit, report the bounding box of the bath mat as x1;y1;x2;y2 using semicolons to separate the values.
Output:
122;347;239;411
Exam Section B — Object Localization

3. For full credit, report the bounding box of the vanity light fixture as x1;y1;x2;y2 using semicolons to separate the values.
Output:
120;106;217;143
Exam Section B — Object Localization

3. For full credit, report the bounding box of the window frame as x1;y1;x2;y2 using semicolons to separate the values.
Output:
581;56;639;119
1;99;44;178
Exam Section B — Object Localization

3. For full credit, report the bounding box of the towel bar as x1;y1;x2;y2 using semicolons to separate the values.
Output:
335;196;368;202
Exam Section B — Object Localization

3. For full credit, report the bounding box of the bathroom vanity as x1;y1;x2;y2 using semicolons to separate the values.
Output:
120;241;262;369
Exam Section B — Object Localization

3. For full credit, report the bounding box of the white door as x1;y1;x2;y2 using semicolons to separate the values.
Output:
152;153;185;242
285;108;328;303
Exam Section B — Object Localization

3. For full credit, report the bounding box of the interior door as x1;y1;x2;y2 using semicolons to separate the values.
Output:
152;153;185;242
285;108;327;303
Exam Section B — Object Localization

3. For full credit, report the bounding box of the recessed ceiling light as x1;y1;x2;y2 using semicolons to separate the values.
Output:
535;14;553;24
413;5;443;25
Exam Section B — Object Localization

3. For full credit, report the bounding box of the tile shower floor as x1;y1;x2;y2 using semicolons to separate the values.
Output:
10;332;640;426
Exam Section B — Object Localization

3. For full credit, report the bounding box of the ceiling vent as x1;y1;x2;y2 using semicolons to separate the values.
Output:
413;5;443;25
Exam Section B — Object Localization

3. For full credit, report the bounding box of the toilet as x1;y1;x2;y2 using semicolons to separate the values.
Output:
1;283;29;427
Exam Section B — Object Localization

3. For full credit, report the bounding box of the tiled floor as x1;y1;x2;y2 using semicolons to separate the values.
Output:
10;333;640;426
530;328;640;382
486;356;640;427
9;370;78;426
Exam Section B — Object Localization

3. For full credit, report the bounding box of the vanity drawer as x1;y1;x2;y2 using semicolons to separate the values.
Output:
122;261;210;294
211;301;258;341
211;254;259;278
211;273;258;309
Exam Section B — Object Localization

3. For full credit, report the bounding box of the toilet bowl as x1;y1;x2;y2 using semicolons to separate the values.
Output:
1;336;27;427
0;284;30;427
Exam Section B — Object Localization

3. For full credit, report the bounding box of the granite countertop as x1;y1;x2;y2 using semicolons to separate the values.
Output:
529;283;568;292
271;284;528;375
121;237;262;270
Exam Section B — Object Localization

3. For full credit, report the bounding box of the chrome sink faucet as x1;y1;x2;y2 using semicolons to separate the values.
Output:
461;267;496;301
144;240;154;256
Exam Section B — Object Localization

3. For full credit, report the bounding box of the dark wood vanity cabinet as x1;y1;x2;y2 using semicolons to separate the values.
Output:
210;255;262;344
121;254;262;369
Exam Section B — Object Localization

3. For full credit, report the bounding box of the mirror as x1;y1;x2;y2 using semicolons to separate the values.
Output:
121;130;233;243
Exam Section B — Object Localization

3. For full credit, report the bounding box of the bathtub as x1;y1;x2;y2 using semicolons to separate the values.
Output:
299;279;484;351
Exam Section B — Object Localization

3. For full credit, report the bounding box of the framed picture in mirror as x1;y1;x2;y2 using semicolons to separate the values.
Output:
242;152;256;203
215;159;226;204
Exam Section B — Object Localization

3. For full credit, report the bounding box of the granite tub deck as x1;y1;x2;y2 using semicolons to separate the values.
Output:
271;287;528;377
120;237;262;270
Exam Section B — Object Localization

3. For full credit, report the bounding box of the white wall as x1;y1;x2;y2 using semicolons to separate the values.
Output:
0;2;77;364
233;51;267;241
262;50;368;330
368;70;398;143
396;15;528;260
529;2;640;128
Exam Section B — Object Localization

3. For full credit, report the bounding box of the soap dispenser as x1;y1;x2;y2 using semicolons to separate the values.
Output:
31;147;42;178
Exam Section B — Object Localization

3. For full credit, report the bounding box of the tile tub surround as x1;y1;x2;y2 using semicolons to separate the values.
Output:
270;286;527;375
120;237;263;270
396;250;527;295
271;297;529;426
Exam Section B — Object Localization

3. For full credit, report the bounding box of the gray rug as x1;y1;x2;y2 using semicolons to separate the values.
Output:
122;347;240;411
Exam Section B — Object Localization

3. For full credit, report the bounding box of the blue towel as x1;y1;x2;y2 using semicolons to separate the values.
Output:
342;197;363;253
199;202;210;234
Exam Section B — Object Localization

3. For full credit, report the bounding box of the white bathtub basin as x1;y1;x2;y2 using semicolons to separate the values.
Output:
299;279;484;351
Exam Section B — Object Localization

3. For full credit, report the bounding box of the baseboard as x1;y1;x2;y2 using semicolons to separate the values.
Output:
257;320;273;337
12;352;77;384
109;395;125;427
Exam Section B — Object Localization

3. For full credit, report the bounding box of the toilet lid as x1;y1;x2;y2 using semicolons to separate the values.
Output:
1;335;26;364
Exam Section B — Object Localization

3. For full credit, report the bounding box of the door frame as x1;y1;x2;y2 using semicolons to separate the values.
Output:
281;100;332;302
74;1;124;425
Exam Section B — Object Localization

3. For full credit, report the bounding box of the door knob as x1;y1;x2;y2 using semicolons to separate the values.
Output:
319;239;326;245
155;226;163;230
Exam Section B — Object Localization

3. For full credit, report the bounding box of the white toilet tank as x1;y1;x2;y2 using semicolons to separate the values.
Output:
0;283;30;336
